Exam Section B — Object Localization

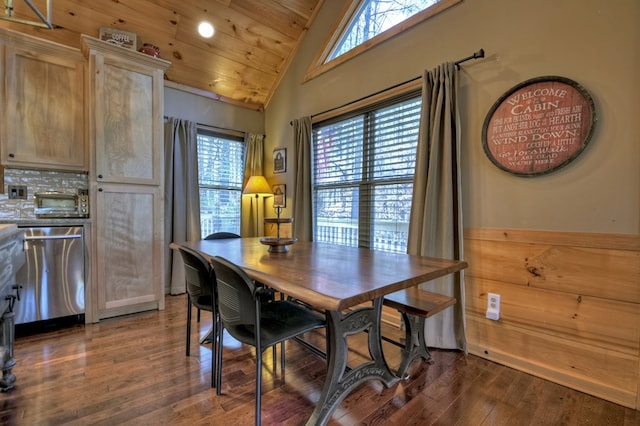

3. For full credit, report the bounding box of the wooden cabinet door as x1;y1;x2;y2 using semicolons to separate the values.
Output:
94;184;164;317
2;46;86;171
90;50;166;186
82;35;170;320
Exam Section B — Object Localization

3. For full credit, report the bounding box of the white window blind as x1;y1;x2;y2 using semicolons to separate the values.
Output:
313;94;421;253
197;130;245;238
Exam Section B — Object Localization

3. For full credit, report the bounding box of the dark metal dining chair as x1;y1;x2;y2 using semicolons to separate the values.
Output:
198;232;240;323
177;246;219;388
204;232;241;240
210;256;326;426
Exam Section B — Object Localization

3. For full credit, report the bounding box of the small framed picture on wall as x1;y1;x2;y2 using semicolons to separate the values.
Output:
273;148;286;174
273;184;286;208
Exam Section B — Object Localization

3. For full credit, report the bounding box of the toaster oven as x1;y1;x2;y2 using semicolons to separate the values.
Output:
34;191;89;218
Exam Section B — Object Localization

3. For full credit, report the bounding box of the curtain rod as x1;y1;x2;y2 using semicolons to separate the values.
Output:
290;48;485;125
163;116;245;136
454;48;485;68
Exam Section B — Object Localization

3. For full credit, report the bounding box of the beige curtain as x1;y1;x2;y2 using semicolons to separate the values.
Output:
244;133;264;178
243;133;265;236
292;117;313;241
407;63;466;351
164;118;201;294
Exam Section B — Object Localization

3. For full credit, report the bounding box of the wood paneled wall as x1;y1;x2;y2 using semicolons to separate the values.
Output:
464;228;640;409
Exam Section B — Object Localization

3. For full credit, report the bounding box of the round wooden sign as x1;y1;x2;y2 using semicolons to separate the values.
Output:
482;76;596;176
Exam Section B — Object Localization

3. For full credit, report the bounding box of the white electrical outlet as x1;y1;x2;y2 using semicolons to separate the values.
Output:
486;292;500;320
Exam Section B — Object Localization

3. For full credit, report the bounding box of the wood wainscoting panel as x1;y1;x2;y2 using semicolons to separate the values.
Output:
466;276;639;355
466;313;638;408
465;237;640;303
463;228;640;409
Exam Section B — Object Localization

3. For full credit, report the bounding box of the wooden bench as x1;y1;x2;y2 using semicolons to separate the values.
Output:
383;288;456;378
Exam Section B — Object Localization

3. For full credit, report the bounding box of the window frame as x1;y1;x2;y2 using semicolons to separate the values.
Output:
312;88;422;253
303;0;462;83
196;127;245;239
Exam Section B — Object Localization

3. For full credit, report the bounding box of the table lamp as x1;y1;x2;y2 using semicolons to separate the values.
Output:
243;175;272;236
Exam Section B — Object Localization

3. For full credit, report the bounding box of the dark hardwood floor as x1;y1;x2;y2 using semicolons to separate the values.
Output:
2;294;638;425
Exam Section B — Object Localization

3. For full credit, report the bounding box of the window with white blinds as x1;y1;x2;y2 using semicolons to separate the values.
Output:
313;94;421;253
197;130;245;238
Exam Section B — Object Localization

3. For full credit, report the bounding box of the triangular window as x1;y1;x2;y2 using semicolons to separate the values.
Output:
305;0;461;82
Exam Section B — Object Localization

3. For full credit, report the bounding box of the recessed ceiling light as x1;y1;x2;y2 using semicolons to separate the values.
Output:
198;22;214;38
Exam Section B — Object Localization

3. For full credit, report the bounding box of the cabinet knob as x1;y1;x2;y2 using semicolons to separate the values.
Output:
8;153;15;158
98;188;103;192
98;174;103;179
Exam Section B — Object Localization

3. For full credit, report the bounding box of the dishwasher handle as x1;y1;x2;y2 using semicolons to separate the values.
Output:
24;234;83;241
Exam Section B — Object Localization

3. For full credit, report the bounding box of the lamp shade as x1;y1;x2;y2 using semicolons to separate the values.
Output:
243;175;273;196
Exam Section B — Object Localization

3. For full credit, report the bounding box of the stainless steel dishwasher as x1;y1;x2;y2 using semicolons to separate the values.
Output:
14;226;85;325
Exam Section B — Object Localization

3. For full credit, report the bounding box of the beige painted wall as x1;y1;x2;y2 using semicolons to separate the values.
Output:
164;87;264;135
164;86;265;236
265;0;640;235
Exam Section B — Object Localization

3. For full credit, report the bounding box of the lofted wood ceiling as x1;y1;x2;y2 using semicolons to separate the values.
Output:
0;0;324;110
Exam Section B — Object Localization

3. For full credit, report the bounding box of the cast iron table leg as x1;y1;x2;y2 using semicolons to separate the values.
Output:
306;298;399;426
395;312;433;379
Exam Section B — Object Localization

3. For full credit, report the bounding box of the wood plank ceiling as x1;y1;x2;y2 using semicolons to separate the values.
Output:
0;0;324;110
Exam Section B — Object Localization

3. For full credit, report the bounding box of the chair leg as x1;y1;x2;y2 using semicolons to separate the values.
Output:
210;311;217;388
256;350;262;426
197;308;201;322
272;345;276;373
216;324;224;395
186;298;192;357
280;341;285;372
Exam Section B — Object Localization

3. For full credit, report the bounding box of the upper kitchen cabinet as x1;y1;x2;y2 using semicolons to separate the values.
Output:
0;28;86;172
81;35;170;186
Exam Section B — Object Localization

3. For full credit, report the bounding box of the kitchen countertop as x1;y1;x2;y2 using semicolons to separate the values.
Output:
0;224;18;240
0;218;92;227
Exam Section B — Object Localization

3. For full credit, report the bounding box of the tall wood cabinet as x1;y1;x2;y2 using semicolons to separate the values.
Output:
81;35;170;320
0;28;86;171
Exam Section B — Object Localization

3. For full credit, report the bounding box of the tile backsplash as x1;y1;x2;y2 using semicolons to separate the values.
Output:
0;168;88;220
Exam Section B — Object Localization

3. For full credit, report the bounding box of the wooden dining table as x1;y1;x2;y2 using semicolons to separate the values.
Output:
171;237;468;426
